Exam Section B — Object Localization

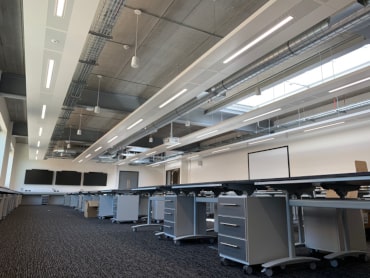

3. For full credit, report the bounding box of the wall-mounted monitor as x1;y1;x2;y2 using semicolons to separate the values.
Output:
24;169;54;185
55;171;82;185
83;172;107;186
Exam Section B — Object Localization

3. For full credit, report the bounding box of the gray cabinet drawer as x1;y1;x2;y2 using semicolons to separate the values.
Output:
163;220;174;235
218;196;246;217
218;235;247;262
164;197;176;209
218;216;246;238
164;208;175;222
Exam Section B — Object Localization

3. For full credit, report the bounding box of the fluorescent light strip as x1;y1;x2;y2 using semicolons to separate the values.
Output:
127;118;143;130
118;161;126;166
85;154;91;158
107;135;118;143
159;89;188;108
130;158;138;162
38;127;43;137
212;148;230;154
188;155;199;160
41;105;46;119
223;16;293;64
196;129;219;139
166;142;181;149
37;141;40;147
45;59;55;89
36;150;39;155
35;156;38;160
55;0;66;17
78;159;83;163
150;156;181;166
248;137;275;145
303;122;345;133
94;146;102;152
243;108;281;123
328;77;370;93
146;151;157;156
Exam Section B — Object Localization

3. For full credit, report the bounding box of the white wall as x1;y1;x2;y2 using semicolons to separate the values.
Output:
0;97;12;187
185;120;370;183
10;143;163;192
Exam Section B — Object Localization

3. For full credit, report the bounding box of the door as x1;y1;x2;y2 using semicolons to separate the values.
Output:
118;171;139;190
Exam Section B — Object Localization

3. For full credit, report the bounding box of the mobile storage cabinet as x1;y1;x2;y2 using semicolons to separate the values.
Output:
218;195;289;274
112;195;139;223
163;195;194;240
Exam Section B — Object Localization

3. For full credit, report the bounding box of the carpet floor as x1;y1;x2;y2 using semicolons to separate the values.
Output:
1;205;370;277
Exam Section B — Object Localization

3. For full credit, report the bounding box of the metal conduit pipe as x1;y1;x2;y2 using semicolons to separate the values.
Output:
208;5;370;98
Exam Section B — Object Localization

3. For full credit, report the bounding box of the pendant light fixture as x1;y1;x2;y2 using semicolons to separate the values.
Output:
94;75;102;114
67;125;71;149
77;112;82;135
131;9;141;68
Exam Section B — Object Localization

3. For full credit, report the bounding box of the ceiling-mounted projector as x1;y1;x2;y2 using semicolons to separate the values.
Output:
131;55;139;68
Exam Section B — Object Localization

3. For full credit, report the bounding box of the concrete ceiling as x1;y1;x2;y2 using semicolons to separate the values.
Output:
1;0;370;165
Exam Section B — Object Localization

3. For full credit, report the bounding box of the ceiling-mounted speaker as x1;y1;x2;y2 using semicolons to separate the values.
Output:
94;105;101;114
131;55;139;68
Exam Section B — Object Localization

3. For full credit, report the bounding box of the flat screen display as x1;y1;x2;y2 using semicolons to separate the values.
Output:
24;169;54;185
83;172;107;186
55;171;82;185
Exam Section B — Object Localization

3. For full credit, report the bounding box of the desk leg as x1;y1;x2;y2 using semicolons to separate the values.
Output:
261;193;319;276
132;196;163;232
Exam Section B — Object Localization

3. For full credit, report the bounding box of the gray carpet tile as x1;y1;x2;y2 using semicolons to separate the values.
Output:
1;205;370;277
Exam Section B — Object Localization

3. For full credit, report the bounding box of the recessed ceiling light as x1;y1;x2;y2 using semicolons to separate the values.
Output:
45;59;55;89
212;148;230;154
328;77;370;93
248;138;275;145
107;135;118;143
303;122;345;133
38;127;43;137
85;154;91;158
127;119;143;130
41;105;46;119
37;141;40;147
50;39;59;44
55;0;66;17
159;89;188;108
94;146;102;152
242;108;281;123
196;130;218;139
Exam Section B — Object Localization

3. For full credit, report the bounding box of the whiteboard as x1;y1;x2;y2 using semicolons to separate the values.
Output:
248;146;290;179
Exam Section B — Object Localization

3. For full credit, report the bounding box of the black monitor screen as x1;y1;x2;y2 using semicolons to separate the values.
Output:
24;169;54;185
83;172;107;186
55;171;82;185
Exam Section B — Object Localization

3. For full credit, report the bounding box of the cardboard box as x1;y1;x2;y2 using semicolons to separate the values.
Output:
84;200;99;218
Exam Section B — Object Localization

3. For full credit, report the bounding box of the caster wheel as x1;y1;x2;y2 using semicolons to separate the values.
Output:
220;257;231;266
174;240;181;246
243;265;253;275
360;254;368;262
309;262;317;270
132;227;137;232
264;268;273;277
330;259;338;268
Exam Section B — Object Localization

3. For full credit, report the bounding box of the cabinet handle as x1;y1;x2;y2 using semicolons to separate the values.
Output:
163;225;173;229
219;203;239;207
164;212;173;215
165;200;174;202
220;222;239;227
220;242;239;249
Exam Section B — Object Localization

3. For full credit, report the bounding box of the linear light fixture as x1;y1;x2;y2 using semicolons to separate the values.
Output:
107;135;118;143
41;105;46;119
45;59;55;89
223;16;293;64
35;156;38;160
78;159;83;163
150;156;182;166
303;121;345;133
146;151;157;156
37;141;40;147
248;137;275;145
38;127;43;137
166;142;181;149
118;161;126;166
188;155;200;160
243;108;281;123
94;146;102;152
328;77;370;93
85;154;91;158
159;89;188;108
127;118;143;130
196;130;219;139
55;0;66;17
36;150;39;155
212;148;230;154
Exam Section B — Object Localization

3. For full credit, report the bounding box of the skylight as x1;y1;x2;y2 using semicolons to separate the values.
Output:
227;44;370;112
